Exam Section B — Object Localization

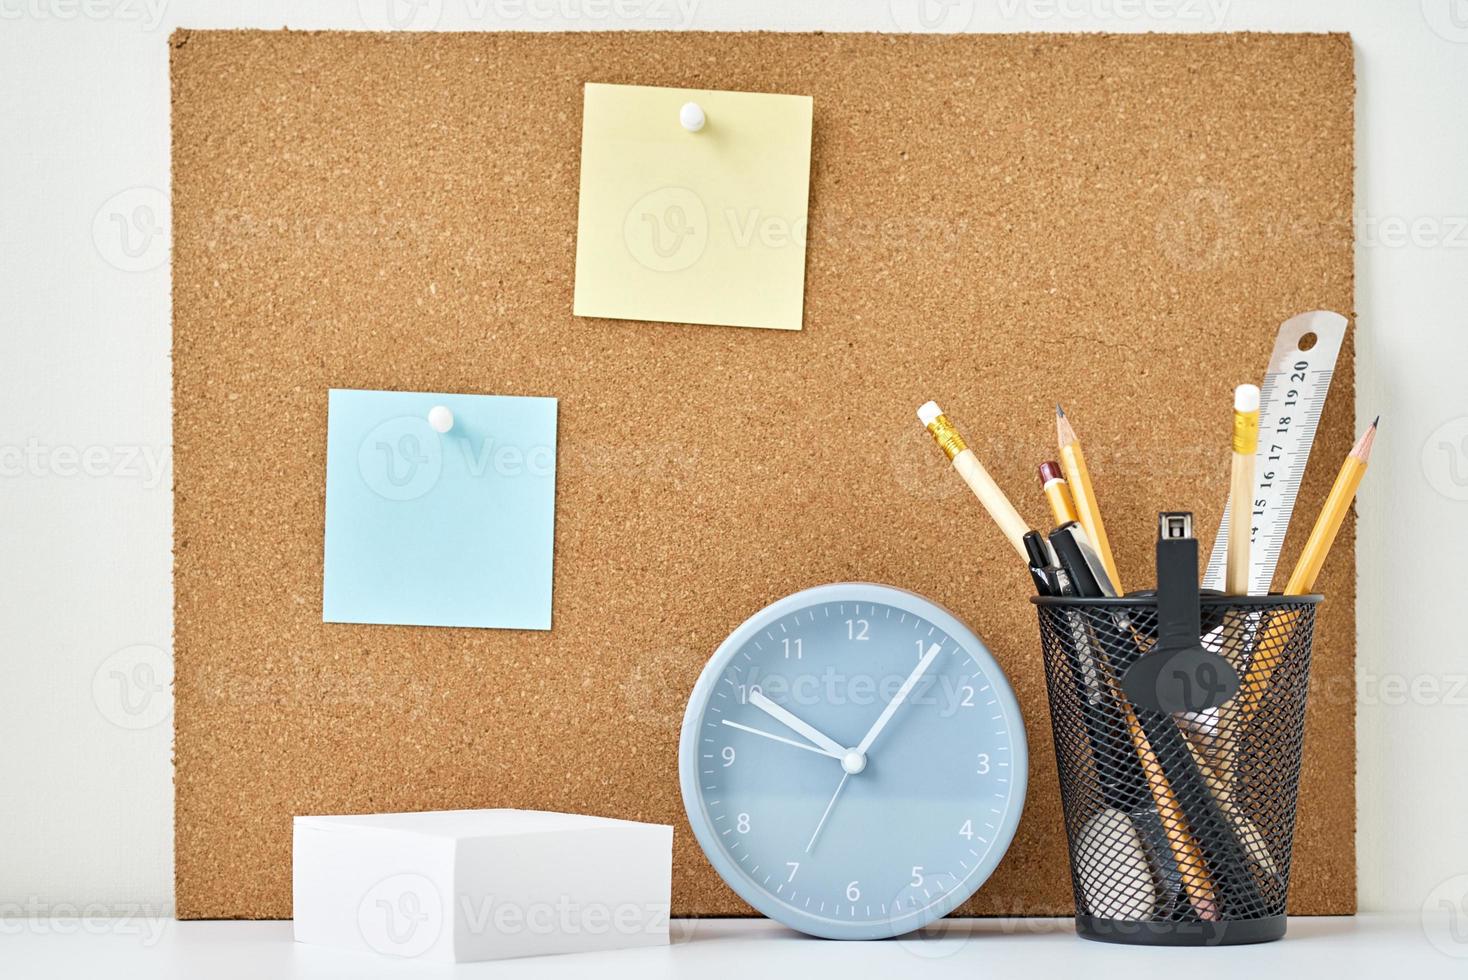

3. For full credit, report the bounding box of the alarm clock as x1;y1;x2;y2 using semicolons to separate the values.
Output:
678;582;1027;940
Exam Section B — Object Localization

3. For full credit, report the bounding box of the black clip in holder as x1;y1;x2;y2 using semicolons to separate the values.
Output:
1122;513;1239;715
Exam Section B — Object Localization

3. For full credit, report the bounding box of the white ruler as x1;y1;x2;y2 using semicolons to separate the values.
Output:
1203;310;1349;595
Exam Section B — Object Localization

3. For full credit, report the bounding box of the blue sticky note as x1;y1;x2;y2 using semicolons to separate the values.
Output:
323;389;558;630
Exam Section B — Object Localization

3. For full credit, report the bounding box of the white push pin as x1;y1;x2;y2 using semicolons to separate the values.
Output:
679;101;705;133
427;405;454;433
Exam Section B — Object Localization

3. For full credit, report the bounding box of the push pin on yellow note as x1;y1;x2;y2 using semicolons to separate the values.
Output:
427;405;454;433
679;101;706;133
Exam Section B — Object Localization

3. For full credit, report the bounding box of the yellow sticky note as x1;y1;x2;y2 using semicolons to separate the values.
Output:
573;83;813;331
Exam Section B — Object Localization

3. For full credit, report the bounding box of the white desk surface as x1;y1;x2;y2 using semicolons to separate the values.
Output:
2;915;1463;979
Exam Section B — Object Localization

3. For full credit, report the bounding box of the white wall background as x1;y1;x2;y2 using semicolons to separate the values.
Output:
1;0;1464;918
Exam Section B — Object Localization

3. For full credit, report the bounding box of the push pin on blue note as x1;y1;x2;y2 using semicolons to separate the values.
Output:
679;101;705;133
427;405;454;434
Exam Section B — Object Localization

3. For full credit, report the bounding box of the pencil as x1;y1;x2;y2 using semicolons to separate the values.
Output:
1103;667;1221;921
1225;385;1260;595
1283;417;1377;594
1037;460;1078;526
1238;418;1377;720
1055;406;1123;592
919;401;1031;561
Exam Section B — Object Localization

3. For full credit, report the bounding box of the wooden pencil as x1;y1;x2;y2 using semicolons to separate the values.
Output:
1056;406;1123;593
1283;417;1377;595
1225;385;1260;595
919;401;1031;561
1239;418;1377;721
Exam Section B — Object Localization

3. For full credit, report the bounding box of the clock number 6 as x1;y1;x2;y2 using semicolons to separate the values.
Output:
846;881;861;901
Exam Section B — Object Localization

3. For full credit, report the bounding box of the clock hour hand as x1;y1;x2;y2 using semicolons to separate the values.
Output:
720;719;842;759
749;690;847;758
854;642;942;756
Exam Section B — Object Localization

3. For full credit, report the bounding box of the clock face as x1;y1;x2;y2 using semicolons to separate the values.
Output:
679;583;1027;940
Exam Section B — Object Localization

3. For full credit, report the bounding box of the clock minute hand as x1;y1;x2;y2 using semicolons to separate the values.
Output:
854;642;942;756
748;690;846;758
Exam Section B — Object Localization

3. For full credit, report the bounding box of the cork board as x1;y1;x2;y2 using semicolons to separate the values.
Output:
172;30;1356;918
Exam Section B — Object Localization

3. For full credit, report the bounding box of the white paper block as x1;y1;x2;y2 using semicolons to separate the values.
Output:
293;809;673;962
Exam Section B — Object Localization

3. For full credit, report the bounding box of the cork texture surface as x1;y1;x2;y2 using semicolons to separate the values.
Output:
171;30;1356;918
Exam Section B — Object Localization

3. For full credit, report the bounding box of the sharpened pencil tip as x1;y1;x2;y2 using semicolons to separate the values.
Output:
1353;419;1378;462
1372;415;1379;429
1055;406;1077;449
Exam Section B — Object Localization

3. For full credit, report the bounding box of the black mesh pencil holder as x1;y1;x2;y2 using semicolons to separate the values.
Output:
1033;593;1322;946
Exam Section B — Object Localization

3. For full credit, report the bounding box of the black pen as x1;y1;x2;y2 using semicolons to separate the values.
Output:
1023;530;1058;596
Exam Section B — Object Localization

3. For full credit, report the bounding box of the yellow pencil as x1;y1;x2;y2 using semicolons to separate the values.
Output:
919;401;1031;561
1283;417;1377;594
1104;667;1221;921
1226;384;1260;595
1055;406;1123;592
1238;418;1377;720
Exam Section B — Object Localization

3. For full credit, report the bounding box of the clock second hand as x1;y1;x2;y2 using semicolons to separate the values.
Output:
720;719;842;759
805;771;850;854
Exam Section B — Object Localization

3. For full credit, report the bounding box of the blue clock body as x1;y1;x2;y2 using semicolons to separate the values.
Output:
678;582;1028;940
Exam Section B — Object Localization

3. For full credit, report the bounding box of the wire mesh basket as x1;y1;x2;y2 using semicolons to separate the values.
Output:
1033;593;1321;946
